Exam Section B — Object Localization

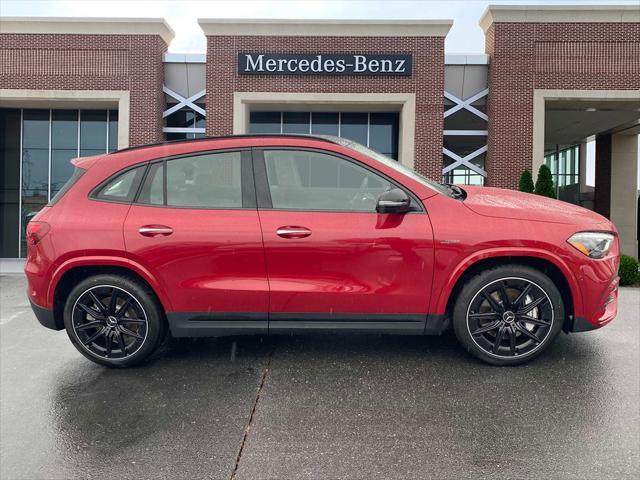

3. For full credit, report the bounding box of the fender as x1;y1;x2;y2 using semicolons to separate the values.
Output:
432;247;583;317
47;256;173;311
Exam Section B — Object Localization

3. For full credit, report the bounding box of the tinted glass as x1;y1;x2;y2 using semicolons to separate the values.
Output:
108;110;118;152
311;112;339;136
80;110;107;156
369;113;399;159
249;112;280;134
264;150;392;212
97;167;143;202
282;112;310;134
138;162;164;206
51;110;79;195
166;152;242;208
340;113;368;146
0;108;21;257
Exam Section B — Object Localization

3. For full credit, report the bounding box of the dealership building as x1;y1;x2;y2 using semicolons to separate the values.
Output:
1;5;639;270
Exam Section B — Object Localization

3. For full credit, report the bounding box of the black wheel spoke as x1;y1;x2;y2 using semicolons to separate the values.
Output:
497;283;511;309
481;290;503;313
472;321;501;335
87;291;108;316
469;312;500;321
76;304;104;320
108;288;119;314
119;325;143;341
512;283;533;308
508;326;517;355
83;327;106;345
105;332;112;357
516;315;551;326
515;323;541;343
115;297;133;318
118;317;146;325
492;324;507;354
76;320;103;331
117;331;127;357
518;296;547;315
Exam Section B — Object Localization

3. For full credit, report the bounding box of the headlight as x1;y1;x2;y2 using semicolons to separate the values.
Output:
567;232;615;259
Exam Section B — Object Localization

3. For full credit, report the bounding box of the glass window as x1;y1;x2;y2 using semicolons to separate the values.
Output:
96;167;144;202
282;112;310;134
264;149;392;212
80;110;107;157
0;108;21;257
108;110;119;152
137;163;164;206
340;113;368;146
249;112;281;134
51;110;79;196
311;112;339;136
369;113;399;159
166;152;242;208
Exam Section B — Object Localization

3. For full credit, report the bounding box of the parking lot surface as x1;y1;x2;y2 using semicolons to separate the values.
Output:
1;275;638;479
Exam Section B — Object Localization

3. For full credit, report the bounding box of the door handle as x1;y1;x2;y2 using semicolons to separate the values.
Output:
139;225;173;237
276;226;312;239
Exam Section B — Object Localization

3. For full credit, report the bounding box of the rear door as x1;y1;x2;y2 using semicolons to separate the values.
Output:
254;147;435;333
123;149;269;336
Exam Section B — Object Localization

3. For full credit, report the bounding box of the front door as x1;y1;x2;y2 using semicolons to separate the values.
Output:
254;148;434;333
123;149;269;335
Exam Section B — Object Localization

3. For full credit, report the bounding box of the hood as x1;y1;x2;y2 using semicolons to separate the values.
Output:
461;186;610;226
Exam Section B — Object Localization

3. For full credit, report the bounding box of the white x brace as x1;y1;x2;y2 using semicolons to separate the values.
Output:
163;86;206;118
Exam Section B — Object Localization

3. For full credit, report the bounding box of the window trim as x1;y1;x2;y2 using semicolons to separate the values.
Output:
132;148;256;210
252;147;424;214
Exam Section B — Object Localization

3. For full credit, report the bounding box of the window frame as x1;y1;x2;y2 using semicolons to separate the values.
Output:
252;147;424;214
132;148;256;210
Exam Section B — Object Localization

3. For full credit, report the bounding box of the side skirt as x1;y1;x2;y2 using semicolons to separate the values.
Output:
167;312;447;338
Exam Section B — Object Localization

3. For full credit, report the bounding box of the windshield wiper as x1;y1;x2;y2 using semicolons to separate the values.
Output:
440;183;467;200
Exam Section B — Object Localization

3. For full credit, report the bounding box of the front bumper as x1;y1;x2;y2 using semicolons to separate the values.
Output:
29;300;63;330
566;276;619;333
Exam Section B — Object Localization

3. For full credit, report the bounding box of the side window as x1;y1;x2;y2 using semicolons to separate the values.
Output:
264;150;392;212
95;166;144;203
138;162;164;205
165;151;242;208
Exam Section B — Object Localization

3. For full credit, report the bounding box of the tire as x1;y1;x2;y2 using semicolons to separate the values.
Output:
452;265;564;366
64;274;166;367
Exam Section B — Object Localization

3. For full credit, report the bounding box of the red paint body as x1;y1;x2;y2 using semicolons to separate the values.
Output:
25;136;619;332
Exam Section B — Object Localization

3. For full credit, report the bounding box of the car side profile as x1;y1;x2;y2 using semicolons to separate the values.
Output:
25;135;620;367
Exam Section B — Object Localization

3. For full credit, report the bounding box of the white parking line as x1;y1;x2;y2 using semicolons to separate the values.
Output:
0;310;27;326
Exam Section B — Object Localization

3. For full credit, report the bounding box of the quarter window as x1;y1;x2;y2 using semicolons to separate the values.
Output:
95;166;144;202
165;151;243;208
264;150;392;212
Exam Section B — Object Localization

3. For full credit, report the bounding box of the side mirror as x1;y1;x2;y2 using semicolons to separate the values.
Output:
376;188;411;214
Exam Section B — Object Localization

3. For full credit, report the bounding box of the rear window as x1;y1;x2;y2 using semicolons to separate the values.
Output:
93;166;146;203
48;167;85;205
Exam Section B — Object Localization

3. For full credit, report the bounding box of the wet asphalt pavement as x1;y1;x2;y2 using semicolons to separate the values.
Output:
1;275;639;480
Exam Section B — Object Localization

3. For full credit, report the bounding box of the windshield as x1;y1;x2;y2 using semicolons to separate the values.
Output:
321;135;451;197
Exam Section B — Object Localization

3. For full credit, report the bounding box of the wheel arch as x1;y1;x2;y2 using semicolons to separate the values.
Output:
49;258;172;330
437;249;582;326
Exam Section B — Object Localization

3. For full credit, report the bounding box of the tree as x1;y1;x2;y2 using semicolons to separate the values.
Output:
518;169;534;193
534;164;555;198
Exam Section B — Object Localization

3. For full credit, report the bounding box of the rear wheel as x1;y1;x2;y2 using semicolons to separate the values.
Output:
452;265;564;365
64;274;166;367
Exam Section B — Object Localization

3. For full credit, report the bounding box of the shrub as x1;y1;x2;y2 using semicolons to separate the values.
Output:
619;254;640;286
518;169;534;193
534;164;556;198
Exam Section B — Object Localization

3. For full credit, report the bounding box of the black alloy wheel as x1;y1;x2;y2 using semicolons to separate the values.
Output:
72;285;148;360
466;277;554;358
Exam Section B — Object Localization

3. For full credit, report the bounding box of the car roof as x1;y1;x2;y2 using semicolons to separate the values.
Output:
109;134;340;155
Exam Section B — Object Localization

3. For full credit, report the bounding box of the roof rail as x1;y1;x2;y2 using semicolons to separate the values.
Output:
109;133;339;154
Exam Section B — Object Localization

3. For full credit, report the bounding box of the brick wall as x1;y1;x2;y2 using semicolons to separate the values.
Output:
0;33;167;146
205;35;445;179
485;22;640;189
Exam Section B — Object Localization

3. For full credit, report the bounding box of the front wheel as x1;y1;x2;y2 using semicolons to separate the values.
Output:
452;265;564;366
64;274;166;367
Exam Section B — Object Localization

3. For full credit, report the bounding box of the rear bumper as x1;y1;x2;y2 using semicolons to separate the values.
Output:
29;300;62;331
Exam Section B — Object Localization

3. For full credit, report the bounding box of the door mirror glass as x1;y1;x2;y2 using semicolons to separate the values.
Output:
376;188;410;214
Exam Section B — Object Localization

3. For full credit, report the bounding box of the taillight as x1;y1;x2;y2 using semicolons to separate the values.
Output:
26;221;50;246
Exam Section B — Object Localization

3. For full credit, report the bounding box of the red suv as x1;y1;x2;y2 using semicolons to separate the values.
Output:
25;135;620;367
